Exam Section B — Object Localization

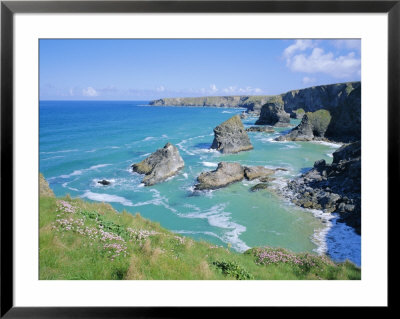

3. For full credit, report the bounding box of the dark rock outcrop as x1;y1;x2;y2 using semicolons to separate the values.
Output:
324;85;361;143
132;143;184;186
276;109;332;141
245;126;275;133
250;183;270;192
195;162;245;190
210;115;253;154
255;96;290;127
98;179;111;186
283;141;361;234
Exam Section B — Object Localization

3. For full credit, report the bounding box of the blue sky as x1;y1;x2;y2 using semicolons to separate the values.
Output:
40;39;361;100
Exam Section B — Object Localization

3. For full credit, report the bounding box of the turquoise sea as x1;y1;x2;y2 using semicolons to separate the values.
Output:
39;100;361;266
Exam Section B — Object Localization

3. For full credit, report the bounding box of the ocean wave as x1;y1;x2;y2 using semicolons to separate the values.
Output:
41;155;65;161
281;143;301;149
173;229;223;240
40;149;78;155
55;164;111;179
143;136;155;141
201;161;218;168
81;191;133;206
176;134;210;156
132;189;177;213
178;203;250;252
61;179;80;192
311;140;342;148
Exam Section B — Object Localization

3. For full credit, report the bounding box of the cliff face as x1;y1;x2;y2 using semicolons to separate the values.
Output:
149;95;271;111
324;85;361;143
149;82;360;116
276;84;361;143
281;82;360;116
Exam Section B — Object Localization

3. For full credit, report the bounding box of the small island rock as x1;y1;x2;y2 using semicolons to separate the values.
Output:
195;162;244;190
132;143;184;186
255;96;290;127
250;183;269;192
210;115;253;154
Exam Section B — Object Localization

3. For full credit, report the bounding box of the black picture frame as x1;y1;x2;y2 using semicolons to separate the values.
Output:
1;0;395;317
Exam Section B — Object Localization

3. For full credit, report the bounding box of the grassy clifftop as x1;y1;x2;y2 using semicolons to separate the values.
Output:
39;176;360;280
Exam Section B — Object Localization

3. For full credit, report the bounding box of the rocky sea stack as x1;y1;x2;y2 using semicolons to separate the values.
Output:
276;84;361;143
283;141;361;233
276;109;332;141
132;143;184;186
255;96;290;127
210;115;253;154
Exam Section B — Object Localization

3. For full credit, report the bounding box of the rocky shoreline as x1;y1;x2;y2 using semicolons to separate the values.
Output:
279;141;361;234
142;81;361;236
149;81;360;118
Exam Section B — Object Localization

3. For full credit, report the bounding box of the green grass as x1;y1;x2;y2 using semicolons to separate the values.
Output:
306;109;332;136
39;194;361;280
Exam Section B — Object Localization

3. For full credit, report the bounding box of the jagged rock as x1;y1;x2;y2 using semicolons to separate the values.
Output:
282;141;361;234
98;179;111;186
255;96;290;127
250;183;269;192
195;162;244;190
39;173;55;197
245;126;275;133
210;115;253;154
275;109;331;141
314;159;326;169
132;143;184;186
244;166;275;181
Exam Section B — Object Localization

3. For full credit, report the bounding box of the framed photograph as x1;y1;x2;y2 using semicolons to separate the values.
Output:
1;0;395;316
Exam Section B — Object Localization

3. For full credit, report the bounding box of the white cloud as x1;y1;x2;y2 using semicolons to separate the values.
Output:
302;77;316;85
156;85;165;92
289;48;360;78
331;39;361;51
283;40;315;60
283;41;361;79
210;84;218;93
221;86;263;95
82;87;99;97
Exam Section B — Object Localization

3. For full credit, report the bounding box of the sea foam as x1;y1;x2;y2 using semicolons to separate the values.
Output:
81;191;133;206
178;203;250;252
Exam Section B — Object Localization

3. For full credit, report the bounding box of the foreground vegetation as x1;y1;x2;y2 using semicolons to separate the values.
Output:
39;175;360;280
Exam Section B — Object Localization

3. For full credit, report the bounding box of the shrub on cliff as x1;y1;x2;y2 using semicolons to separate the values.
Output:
305;109;331;137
